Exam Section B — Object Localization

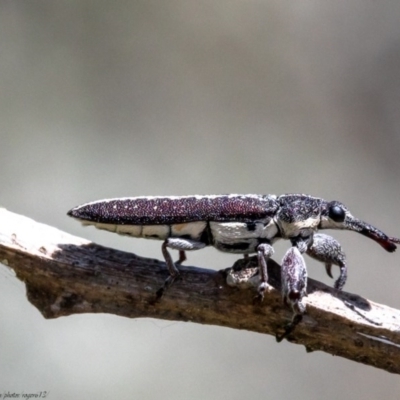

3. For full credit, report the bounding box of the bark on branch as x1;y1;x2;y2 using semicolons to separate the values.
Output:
0;208;400;374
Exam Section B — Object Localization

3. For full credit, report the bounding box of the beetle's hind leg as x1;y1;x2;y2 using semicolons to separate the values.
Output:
156;238;207;298
306;233;347;290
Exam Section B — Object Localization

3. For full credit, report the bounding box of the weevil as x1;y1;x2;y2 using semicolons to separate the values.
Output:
68;194;400;302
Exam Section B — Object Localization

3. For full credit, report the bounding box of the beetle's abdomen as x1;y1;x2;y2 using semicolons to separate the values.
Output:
87;221;208;242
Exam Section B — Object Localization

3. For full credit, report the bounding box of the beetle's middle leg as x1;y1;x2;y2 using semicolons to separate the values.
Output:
157;238;206;298
256;242;274;300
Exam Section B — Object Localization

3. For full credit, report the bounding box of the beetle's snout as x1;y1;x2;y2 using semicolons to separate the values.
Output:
344;215;400;252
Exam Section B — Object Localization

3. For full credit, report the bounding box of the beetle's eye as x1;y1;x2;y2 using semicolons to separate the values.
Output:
329;205;346;222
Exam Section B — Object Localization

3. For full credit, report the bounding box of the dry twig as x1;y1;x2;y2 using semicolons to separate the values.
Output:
0;208;399;374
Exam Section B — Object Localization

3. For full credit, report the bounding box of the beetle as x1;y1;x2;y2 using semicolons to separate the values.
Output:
68;193;400;300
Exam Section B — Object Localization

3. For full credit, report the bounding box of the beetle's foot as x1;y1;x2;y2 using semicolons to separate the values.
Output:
276;314;303;342
155;273;181;300
258;281;268;298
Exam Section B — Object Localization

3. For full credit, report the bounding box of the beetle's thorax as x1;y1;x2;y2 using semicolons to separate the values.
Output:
275;194;323;239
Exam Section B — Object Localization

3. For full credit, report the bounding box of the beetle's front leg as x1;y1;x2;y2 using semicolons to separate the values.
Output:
290;232;314;254
256;243;274;300
157;238;207;298
306;233;347;290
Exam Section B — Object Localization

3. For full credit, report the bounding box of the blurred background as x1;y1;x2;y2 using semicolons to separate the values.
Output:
1;1;400;399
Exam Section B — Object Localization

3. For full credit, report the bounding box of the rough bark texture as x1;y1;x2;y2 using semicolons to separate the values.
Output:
0;208;400;374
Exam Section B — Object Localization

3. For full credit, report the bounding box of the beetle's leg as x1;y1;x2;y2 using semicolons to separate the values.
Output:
290;232;314;254
277;246;307;342
306;233;347;291
176;250;186;265
157;238;206;298
256;243;274;300
324;263;334;279
276;314;304;343
241;253;252;269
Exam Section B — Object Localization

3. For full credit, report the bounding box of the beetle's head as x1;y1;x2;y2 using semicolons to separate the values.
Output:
319;200;400;252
